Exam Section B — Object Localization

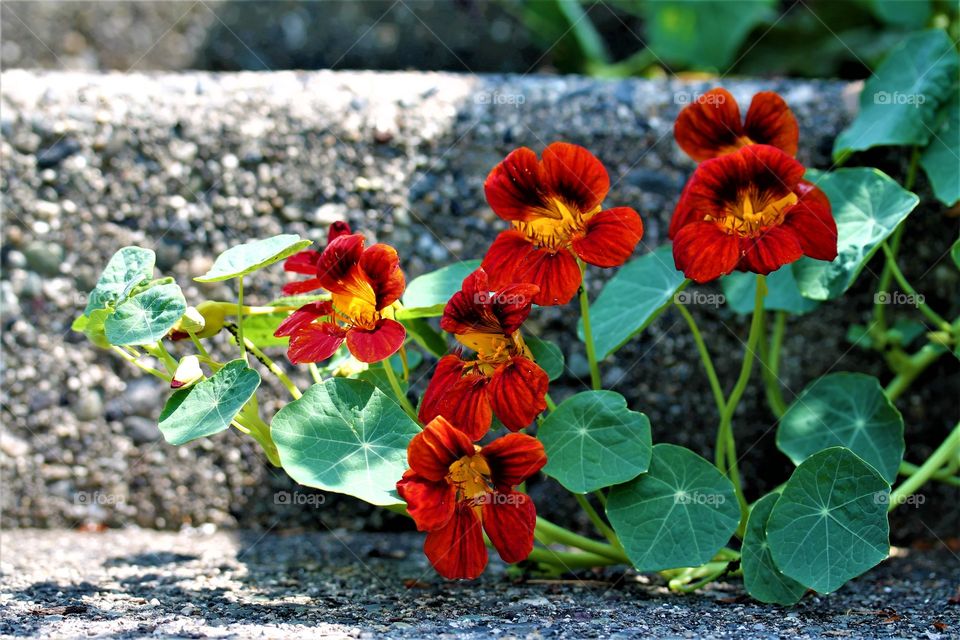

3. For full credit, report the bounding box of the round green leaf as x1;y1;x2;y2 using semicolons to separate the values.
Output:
195;234;312;282
578;245;686;359
84;246;155;314
833;29;958;160
920;90;960;207
525;335;564;381
767;447;890;594
777;373;904;483
742;493;807;605
540;391;651;493
400;259;481;318
270;378;421;506
722;266;818;315
793;168;919;300
158;359;261;446
104;283;187;346
606;444;740;572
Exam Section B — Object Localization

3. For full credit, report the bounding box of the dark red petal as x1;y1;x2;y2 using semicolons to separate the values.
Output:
668;183;699;239
284;249;322;275
286;322;347;364
281;278;325;296
743;91;799;157
515;246;582;306
487;357;548;432
481;230;534;291
440;372;494;441
359;243;405;309
490;283;539;334
672;221;740;283
418;355;467;426
327;220;352;243
674;88;746;162
424;504;487;580
440;269;500;335
541;142;610;214
737;225;804;275
408;415;476;481
481;432;547;487
572;207;644;268
316;233;365;293
784;183;837;261
274;301;334;338
484;147;548;222
482;491;537;564
396;470;456;532
345;318;405;363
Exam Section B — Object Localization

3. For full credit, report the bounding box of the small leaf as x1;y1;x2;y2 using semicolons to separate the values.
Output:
84;246;156;314
767;447;890;594
793;168;918;300
920;90;960;207
239;312;290;349
606;444;740;571
104;283;187;346
400;260;482;318
777;373;904;483
866;0;931;29
158;359;261;445
741;492;807;605
526;335;565;381
72;308;112;349
540;391;651;493
270;378;421;506
195;234;312;282
579;245;686;359
722;266;819;315
399;317;448;358
833;29;958;160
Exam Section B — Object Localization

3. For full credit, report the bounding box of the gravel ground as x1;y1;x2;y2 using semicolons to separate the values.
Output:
1;529;958;639
2;70;957;540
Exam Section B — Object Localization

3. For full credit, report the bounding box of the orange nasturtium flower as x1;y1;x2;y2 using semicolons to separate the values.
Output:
669;144;837;283
397;416;546;580
274;230;406;364
418;268;548;441
481;142;643;306
674;87;799;163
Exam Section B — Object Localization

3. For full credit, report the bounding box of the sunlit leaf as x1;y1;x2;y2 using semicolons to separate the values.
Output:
195;234;312;282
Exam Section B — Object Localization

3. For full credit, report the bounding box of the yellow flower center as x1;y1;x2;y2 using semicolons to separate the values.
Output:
455;331;530;375
447;450;494;503
330;266;380;330
513;198;599;251
709;190;798;237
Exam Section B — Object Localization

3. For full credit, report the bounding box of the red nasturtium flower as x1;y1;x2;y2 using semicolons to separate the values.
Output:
481;142;643;306
274;226;406;364
418;268;548;440
669;144;837;283
674;87;799;162
397;416;546;580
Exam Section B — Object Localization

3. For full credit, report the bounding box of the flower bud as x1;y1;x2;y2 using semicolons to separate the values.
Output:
169;301;226;340
171;355;204;389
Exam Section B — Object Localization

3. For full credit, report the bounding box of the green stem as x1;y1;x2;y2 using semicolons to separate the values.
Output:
884;344;944;401
308;363;323;385
383;359;418;422
668;561;730;593
879;243;951;331
534;517;629;563
526;546;621;570
545;393;558;412
110;346;171;381
758;311;789;418
899;460;960;487
237;276;247;363
674;301;725;416
226;323;302;400
578;261;602;391
238;403;281;467
187;331;211;360
573;494;622;551
888;423;960;512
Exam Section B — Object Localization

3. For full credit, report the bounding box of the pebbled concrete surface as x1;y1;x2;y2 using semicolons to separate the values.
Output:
1;529;958;639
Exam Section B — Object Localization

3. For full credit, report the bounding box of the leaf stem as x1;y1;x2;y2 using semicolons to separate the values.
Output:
237;276;247;363
758;310;789;418
382;359;419;422
673;300;725;416
899;460;960;487
534;516;630;564
884;344;944;401
573;493;622;552
879;242;951;331
110;346;171;381
578;260;602;391
308;362;323;385
225;323;302;400
888;423;959;511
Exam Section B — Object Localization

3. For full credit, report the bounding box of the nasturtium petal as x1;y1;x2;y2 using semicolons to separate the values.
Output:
84;246;156;314
722;266;818;315
920;90;960;207
578;245;686;359
525;335;565;381
158;359;261;446
833;29;959;161
104;283;187;346
767;447;890;594
540;391;651;493
400;260;482;319
195;234;312;282
270;378;421;506
606;444;740;572
741;492;807;605
792;168;918;300
777;373;904;483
